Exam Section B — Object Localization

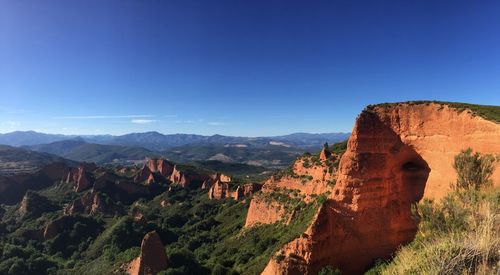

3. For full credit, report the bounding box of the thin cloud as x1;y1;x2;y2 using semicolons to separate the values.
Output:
0;106;25;114
208;121;227;126
175;120;196;124
163;115;178;118
131;119;157;124
2;121;20;126
54;115;155;119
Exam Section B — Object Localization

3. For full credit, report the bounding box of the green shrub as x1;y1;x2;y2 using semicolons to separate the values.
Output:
379;188;500;274
318;265;341;275
453;148;496;190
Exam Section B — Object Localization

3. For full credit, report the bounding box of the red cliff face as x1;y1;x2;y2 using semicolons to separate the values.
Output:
134;158;175;184
66;165;94;192
245;151;339;227
261;103;500;274
127;231;169;275
208;182;261;200
169;165;188;187
208;180;230;199
169;165;211;188
64;191;118;216
147;158;175;178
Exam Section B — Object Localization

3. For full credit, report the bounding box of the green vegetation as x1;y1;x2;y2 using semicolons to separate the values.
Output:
367;101;500;123
318;266;341;275
328;140;347;155
0;176;321;275
453;147;497;190
366;148;500;275
368;188;500;274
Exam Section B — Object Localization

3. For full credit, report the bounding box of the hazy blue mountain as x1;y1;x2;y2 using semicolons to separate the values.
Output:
26;140;157;164
0;131;74;146
0;130;350;151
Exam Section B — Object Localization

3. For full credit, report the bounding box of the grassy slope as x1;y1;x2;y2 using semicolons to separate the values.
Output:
366;187;500;275
369;101;500;123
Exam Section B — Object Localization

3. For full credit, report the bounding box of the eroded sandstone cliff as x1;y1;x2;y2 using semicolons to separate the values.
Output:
245;147;340;227
259;102;500;274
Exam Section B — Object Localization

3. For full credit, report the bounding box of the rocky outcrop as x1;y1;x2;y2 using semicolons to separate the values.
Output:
127;231;169;275
261;102;500;274
245;152;339;227
135;158;215;189
370;103;500;198
232;183;261;200
64;191;119;216
319;147;331;161
201;179;212;189
208;180;230;199
66;165;95;192
245;196;288;227
209;182;261;201
202;173;231;190
134;158;175;184
169;165;211;188
211;173;231;183
19;191;55;217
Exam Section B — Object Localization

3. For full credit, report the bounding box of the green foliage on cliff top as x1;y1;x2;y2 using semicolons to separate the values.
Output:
367;101;500;123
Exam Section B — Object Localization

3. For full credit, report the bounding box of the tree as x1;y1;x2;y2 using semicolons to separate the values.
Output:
452;148;496;190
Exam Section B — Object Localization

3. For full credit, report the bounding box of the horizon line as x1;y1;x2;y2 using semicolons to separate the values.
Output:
0;129;352;138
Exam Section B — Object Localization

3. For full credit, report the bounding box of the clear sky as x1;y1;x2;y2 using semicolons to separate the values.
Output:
1;0;499;136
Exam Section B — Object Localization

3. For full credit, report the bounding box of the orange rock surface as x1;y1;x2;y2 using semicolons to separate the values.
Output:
245;153;338;227
66;165;94;192
127;231;169;275
261;103;500;274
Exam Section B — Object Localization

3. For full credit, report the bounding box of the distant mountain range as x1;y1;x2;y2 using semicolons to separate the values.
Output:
0;131;350;150
25;140;157;164
0;131;350;168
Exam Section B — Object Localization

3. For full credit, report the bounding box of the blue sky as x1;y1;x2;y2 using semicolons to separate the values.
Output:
1;0;499;136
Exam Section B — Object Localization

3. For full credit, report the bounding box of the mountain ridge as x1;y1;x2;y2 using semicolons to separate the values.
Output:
0;131;350;151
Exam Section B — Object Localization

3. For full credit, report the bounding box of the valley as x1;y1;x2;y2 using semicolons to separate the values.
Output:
0;101;498;274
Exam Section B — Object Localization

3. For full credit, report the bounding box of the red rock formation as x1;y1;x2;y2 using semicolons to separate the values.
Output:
210;173;232;183
208;180;230;199
169;165;210;188
127;231;169;275
209;182;261;201
43;221;59;240
201;179;213;189
169;165;188;187
261;102;500;274
135;158;176;184
134;166;153;183
64;191;117;216
203;173;231;190
245;153;338;227
319;147;331;161
151;159;175;178
66;165;94;192
244;196;289;227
